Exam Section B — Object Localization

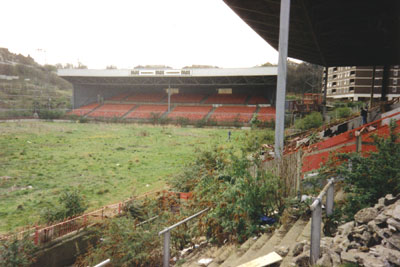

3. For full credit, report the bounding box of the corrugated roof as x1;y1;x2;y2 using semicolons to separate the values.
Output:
223;0;400;66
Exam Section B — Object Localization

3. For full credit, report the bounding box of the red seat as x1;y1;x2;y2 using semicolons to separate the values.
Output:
108;93;130;101
124;93;166;102
68;103;100;116
257;107;276;121
210;106;256;122
167;106;212;121
125;105;168;119
88;104;135;118
163;93;207;103
204;94;248;104
248;95;270;105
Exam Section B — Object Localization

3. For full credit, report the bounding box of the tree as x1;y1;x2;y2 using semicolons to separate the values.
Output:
106;65;117;69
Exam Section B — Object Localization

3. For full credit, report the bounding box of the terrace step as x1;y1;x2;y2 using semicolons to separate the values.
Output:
121;105;139;119
205;106;217;121
279;219;311;267
235;225;290;266
84;103;103;117
218;236;259;267
180;243;234;267
231;231;274;267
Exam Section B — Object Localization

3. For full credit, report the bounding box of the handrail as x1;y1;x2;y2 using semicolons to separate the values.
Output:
158;208;209;235
309;178;335;265
158;207;209;267
93;259;110;267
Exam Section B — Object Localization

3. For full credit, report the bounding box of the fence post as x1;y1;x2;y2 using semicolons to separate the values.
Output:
310;199;322;265
163;230;171;267
326;179;334;216
356;135;362;152
34;226;39;246
118;203;121;215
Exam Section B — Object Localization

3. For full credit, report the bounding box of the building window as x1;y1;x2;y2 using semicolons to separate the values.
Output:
332;89;336;93
394;79;398;85
350;79;355;84
349;87;355;91
350;70;356;76
333;67;338;72
392;87;397;93
333;74;337;79
332;82;337;86
394;70;398;76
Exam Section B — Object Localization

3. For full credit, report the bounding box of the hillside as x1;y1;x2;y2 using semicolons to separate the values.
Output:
0;48;72;114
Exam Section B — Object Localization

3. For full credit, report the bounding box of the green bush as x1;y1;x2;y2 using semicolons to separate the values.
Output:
41;190;88;223
176;117;190;127
336;107;352;119
194;153;283;243
0;235;37;267
336;120;400;219
194;119;206;128
38;110;64;120
295;112;323;131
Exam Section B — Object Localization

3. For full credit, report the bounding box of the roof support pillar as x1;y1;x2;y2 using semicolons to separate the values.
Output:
274;0;291;159
322;66;328;120
370;66;376;108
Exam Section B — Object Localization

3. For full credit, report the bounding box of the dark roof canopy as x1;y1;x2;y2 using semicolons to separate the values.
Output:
223;0;400;66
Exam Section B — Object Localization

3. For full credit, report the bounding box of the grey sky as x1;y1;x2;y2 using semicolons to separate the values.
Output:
1;0;279;69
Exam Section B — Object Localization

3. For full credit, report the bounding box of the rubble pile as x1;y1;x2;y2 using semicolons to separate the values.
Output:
291;194;400;267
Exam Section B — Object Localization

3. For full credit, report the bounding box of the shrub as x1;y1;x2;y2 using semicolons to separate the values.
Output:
176;117;190;127
336;107;352;119
41;190;88;223
336;120;400;219
0;235;37;267
194;153;283;243
194;119;206;128
295;112;323;131
38;110;64;120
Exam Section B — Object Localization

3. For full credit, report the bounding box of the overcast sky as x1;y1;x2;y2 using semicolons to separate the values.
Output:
1;0;279;69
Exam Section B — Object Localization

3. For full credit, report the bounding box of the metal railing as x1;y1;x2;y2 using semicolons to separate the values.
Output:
309;178;335;265
93;259;110;267
158;208;209;267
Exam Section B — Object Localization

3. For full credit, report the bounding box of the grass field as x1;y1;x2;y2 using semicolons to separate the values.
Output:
0;121;247;233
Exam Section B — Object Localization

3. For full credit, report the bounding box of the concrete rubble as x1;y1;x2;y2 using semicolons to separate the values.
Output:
290;194;400;267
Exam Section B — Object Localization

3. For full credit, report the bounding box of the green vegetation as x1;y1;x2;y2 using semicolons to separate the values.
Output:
335;107;352;119
41;189;88;223
79;127;280;265
0;234;37;267
0;48;72;113
294;112;323;131
0;121;247;232
336;120;400;219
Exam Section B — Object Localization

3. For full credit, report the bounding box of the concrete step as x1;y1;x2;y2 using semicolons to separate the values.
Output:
219;236;258;267
180;243;221;267
208;244;236;267
276;218;309;267
234;227;283;266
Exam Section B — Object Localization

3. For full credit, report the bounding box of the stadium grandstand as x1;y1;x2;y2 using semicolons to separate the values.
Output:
58;67;277;125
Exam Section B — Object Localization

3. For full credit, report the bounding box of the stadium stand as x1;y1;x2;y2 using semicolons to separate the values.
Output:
163;93;208;103
247;95;270;105
210;106;256;122
125;105;168;119
257;107;276;121
68;103;100;116
108;93;131;101
88;104;135;118
204;94;248;104
124;92;166;102
167;106;212;121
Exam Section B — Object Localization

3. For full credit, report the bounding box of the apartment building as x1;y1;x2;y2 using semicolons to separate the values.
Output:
323;66;400;101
